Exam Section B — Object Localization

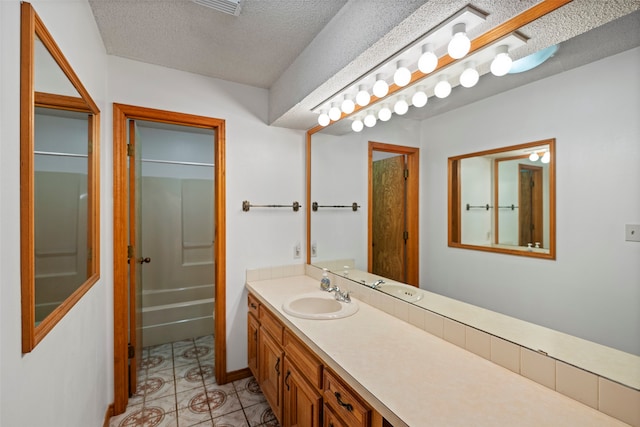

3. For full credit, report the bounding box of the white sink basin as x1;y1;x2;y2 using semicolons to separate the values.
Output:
380;284;423;303
283;293;359;320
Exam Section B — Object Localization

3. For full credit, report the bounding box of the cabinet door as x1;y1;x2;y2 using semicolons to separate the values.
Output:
259;327;284;422
324;403;349;427
248;312;259;378
283;357;322;427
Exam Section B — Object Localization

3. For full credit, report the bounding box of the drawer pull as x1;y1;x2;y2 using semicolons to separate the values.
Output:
275;357;281;375
250;302;257;309
334;391;353;412
285;370;291;390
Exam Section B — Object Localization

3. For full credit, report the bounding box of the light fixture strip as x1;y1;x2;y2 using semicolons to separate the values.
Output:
309;0;572;133
311;5;488;114
351;33;527;120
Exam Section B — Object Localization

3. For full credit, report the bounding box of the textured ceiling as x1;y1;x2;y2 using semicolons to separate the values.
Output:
88;0;640;129
89;0;348;89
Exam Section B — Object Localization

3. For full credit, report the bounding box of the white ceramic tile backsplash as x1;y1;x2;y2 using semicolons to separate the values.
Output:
466;327;491;360
521;348;556;390
556;361;599;409
443;318;465;347
491;336;521;374
423;310;444;338
599;377;640;427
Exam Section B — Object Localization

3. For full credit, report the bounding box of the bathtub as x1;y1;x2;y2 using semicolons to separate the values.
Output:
141;283;214;347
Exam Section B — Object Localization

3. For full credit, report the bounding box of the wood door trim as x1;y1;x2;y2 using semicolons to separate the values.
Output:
368;142;419;286
112;103;227;414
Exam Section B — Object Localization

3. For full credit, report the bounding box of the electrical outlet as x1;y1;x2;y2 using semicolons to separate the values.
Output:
625;224;640;242
311;241;317;257
293;242;301;258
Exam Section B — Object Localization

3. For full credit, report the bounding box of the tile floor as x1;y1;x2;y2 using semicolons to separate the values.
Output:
109;335;279;427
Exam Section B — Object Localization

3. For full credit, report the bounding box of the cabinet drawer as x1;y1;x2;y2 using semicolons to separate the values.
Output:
284;330;323;390
323;370;370;427
248;293;260;318
259;304;284;344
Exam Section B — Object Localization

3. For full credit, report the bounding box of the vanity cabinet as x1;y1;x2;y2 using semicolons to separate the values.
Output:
248;293;383;427
258;302;285;423
247;311;260;378
283;357;322;426
323;370;371;427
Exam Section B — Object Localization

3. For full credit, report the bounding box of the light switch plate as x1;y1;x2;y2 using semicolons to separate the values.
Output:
625;224;640;242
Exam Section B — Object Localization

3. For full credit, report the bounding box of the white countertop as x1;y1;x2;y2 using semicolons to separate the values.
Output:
247;275;628;427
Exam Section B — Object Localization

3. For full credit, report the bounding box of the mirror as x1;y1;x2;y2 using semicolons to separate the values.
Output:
448;138;555;259
307;8;640;390
20;3;100;352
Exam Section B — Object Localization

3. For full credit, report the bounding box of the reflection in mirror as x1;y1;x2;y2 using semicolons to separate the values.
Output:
449;139;555;259
21;3;100;352
34;35;79;97
34;108;90;323
307;8;640;391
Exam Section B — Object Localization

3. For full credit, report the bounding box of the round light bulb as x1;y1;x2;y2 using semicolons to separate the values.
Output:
541;152;551;163
491;45;513;76
364;113;377;128
378;106;392;122
351;119;364;132
355;86;371;107
393;61;412;87
341;98;355;114
412;90;428;108
418;44;438;74
318;112;330;127
434;77;452;99
529;152;539;162
448;23;470;59
394;98;409;115
459;62;479;88
372;76;389;98
328;104;341;121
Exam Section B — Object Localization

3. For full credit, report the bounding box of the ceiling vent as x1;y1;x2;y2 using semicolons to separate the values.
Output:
192;0;242;16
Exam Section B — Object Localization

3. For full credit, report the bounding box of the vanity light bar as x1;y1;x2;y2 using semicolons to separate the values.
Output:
345;32;528;129
312;6;488;117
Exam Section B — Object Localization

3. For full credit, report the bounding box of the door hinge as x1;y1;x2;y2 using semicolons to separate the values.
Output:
127;245;134;259
127;143;135;157
128;343;135;359
87;247;92;261
404;168;409;179
403;231;409;241
88;140;93;154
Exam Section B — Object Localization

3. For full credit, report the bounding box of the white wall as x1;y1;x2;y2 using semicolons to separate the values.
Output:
107;56;306;372
0;0;111;426
311;118;421;270
420;47;640;355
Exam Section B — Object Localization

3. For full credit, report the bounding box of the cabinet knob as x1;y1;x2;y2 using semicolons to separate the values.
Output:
334;391;354;412
285;370;291;390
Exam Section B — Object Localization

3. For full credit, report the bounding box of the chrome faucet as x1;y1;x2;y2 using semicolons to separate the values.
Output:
371;279;385;289
334;287;351;303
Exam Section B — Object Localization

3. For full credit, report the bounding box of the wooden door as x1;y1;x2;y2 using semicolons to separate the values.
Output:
248;312;259;378
519;164;543;247
371;155;406;282
127;120;144;395
283;358;322;427
259;328;284;422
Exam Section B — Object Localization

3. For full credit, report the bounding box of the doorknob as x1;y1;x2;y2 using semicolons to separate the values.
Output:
137;257;151;264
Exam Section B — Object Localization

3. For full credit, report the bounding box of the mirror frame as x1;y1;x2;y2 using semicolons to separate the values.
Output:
20;2;100;352
448;138;556;260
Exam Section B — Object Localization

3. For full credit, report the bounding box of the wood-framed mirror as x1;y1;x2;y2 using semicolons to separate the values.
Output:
448;138;555;259
20;2;100;352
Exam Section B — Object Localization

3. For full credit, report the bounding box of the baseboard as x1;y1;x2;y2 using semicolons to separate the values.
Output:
103;403;115;427
224;367;252;384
